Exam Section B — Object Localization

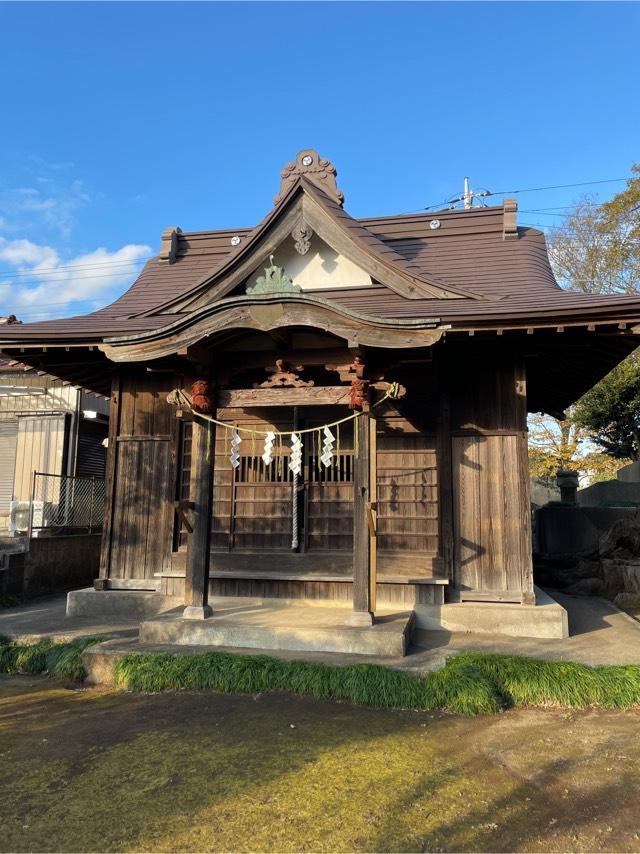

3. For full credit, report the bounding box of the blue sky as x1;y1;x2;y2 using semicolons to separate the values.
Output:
0;1;638;322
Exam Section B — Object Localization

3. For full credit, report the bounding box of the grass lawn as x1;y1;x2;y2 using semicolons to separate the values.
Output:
1;674;640;852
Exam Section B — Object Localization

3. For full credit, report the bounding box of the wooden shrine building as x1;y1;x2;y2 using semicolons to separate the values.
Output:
2;150;640;642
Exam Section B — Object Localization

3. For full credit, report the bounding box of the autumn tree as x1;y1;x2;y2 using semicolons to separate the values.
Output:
547;165;640;295
529;166;640;479
528;409;627;483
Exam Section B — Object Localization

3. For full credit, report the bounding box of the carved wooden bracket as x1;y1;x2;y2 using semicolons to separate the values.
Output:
292;217;313;255
326;354;367;383
349;378;370;410
255;358;315;389
191;380;214;413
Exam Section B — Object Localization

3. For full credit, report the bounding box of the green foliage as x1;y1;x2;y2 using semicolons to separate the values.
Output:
114;649;640;716
0;637;105;681
573;352;640;459
541;167;640;462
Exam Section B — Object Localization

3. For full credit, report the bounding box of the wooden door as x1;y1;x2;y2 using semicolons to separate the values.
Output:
102;371;177;581
452;432;530;598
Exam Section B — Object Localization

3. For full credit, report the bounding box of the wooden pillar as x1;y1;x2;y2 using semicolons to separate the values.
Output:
96;373;121;589
516;359;536;605
348;409;374;626
436;352;454;586
183;415;214;619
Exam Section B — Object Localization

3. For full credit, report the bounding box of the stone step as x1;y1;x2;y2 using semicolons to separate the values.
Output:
139;605;415;658
83;615;422;688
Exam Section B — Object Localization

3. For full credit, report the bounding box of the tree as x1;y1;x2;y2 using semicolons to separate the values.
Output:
599;163;640;284
531;165;640;472
573;352;640;460
527;409;628;483
546;165;640;295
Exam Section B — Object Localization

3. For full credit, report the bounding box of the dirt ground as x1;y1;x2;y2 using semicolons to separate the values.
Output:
1;675;639;853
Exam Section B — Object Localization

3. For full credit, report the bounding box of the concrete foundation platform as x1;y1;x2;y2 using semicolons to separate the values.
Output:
139;599;415;657
65;585;567;640
67;588;182;620
414;587;569;639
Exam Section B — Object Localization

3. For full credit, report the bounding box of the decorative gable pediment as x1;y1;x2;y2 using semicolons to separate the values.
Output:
245;235;372;293
146;151;481;316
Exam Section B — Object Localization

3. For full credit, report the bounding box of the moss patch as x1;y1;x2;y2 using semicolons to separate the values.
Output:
1;675;640;852
114;649;640;716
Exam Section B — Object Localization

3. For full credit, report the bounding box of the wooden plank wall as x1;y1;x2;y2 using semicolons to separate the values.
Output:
100;370;178;581
377;417;441;576
211;411;294;551
448;347;533;600
197;405;444;580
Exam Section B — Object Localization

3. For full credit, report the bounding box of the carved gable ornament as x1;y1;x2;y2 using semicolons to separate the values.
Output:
275;149;344;207
246;255;301;295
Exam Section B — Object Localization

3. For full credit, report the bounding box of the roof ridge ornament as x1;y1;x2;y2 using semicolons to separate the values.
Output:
246;254;301;295
275;149;344;207
159;226;182;263
503;199;518;241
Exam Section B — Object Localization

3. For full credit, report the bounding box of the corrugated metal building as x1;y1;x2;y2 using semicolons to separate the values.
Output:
0;358;109;529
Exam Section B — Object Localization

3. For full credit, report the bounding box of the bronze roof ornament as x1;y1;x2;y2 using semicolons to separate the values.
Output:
246;255;301;295
275;149;344;207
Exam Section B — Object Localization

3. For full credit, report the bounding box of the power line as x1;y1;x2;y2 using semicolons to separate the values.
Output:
489;177;629;197
0;256;152;279
424;176;630;211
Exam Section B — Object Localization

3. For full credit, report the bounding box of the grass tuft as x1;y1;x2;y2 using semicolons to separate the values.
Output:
113;648;640;716
0;637;105;681
5;638;640;716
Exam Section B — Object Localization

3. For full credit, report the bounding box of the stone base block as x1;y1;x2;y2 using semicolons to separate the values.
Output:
415;587;569;639
139;602;414;657
66;588;182;620
182;604;214;620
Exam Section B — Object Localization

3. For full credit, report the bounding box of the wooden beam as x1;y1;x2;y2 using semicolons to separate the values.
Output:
177;344;213;366
217;385;352;408
183;414;215;618
100;300;445;363
348;410;374;626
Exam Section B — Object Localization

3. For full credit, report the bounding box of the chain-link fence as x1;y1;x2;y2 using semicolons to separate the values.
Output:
29;472;106;534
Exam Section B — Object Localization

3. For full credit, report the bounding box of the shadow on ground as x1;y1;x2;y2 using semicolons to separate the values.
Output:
1;674;639;852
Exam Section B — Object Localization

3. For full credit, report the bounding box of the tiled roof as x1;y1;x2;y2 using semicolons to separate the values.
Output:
2;197;640;343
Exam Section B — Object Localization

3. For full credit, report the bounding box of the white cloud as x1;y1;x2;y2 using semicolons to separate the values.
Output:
0;179;91;239
0;156;152;320
0;237;58;267
0;239;152;320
